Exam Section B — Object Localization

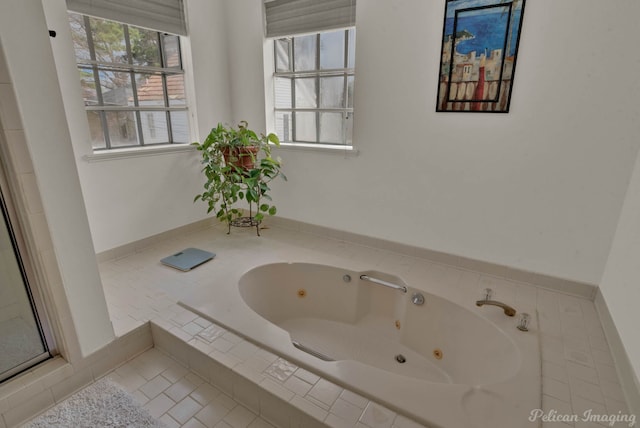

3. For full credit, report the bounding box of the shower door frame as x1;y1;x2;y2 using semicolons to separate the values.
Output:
0;158;57;383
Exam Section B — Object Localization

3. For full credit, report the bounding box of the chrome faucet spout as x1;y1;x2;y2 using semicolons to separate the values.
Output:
475;299;517;317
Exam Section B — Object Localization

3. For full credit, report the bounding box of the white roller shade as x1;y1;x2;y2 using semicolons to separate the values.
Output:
264;0;356;38
67;0;187;36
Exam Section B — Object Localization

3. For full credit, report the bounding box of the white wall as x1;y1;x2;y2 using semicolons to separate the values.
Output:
0;0;114;356
43;0;233;253
599;145;640;408
227;0;640;285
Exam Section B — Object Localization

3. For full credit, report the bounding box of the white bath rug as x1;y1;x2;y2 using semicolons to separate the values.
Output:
22;378;167;428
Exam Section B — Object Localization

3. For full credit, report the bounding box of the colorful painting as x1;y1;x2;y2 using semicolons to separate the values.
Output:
436;0;526;112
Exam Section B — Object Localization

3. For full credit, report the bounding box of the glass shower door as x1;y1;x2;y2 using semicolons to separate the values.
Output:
0;190;50;382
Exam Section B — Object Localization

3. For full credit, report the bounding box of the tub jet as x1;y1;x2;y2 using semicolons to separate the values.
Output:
395;354;406;364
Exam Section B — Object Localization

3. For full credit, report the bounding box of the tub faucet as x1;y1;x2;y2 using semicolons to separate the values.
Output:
476;288;516;317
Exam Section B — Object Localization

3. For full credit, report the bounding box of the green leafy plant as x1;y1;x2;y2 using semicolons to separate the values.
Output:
192;121;286;235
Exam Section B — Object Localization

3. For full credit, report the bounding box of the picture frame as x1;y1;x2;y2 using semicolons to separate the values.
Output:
436;0;526;113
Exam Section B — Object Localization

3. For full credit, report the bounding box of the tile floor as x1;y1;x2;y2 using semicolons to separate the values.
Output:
108;347;275;428
96;221;634;428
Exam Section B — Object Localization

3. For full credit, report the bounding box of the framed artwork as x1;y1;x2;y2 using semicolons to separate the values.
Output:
436;0;526;112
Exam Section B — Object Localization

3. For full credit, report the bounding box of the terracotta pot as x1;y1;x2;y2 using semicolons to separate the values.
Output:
222;146;259;171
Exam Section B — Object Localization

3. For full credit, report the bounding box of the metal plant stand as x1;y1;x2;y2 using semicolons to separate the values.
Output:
228;202;261;236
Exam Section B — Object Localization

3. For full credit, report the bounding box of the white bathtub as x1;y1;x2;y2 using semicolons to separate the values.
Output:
189;262;541;428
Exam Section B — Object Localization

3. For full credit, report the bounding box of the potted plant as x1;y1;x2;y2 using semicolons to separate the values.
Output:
192;121;286;235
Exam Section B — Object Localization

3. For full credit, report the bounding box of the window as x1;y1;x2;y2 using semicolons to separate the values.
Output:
273;28;355;146
68;13;188;150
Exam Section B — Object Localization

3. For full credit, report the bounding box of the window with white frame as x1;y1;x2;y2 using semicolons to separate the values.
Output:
68;13;188;150
264;0;356;146
273;29;355;146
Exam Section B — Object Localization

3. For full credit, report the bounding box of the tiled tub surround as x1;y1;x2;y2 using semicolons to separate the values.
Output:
189;262;541;428
98;221;635;428
151;314;425;428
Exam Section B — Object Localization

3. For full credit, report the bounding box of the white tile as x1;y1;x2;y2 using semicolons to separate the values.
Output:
257;390;291;428
211;350;243;370
595;363;620;384
132;389;150;406
172;310;199;327
3;389;54;427
144;393;176;419
259;378;295;402
223;405;257;428
223;332;244;344
212;338;236;353
116;364;148;392
293;367;320;385
213;393;238;410
599;379;625;403
604;396;630;416
571;395;608;420
543;377;571;402
232;374;259;414
283;375;313;396
184;321;206;336
542;394;572;416
50;367;93;402
264;358;297;382
247;418;275;428
168;396;203;424
569;377;605;404
307;379;342;408
162;362;190;383
564;348;594;368
139;375;172;399
194;317;214;329
330;398;363;424
191;383;222;406
165;375;199;402
195;400;234;428
567;362;599;385
229;341;260;361
359;402;396;428
543;360;569;384
590;348;614;367
325;413;356;428
159;414;181;428
183;417;209;428
238;356;272;374
191;338;216;355
339;390;369;409
290;395;329;422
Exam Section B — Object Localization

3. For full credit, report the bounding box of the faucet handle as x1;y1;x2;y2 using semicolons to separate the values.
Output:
482;288;493;301
517;313;530;331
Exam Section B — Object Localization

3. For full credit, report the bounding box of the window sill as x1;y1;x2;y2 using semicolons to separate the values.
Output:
82;144;195;163
273;142;359;156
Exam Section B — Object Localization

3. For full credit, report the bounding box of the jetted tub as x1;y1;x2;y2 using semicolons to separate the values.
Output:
190;262;541;428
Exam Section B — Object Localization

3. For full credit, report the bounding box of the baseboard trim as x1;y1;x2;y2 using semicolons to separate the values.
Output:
95;217;219;263
594;289;640;416
266;215;597;300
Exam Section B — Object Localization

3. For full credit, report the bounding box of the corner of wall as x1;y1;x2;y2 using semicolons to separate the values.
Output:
594;289;640;416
